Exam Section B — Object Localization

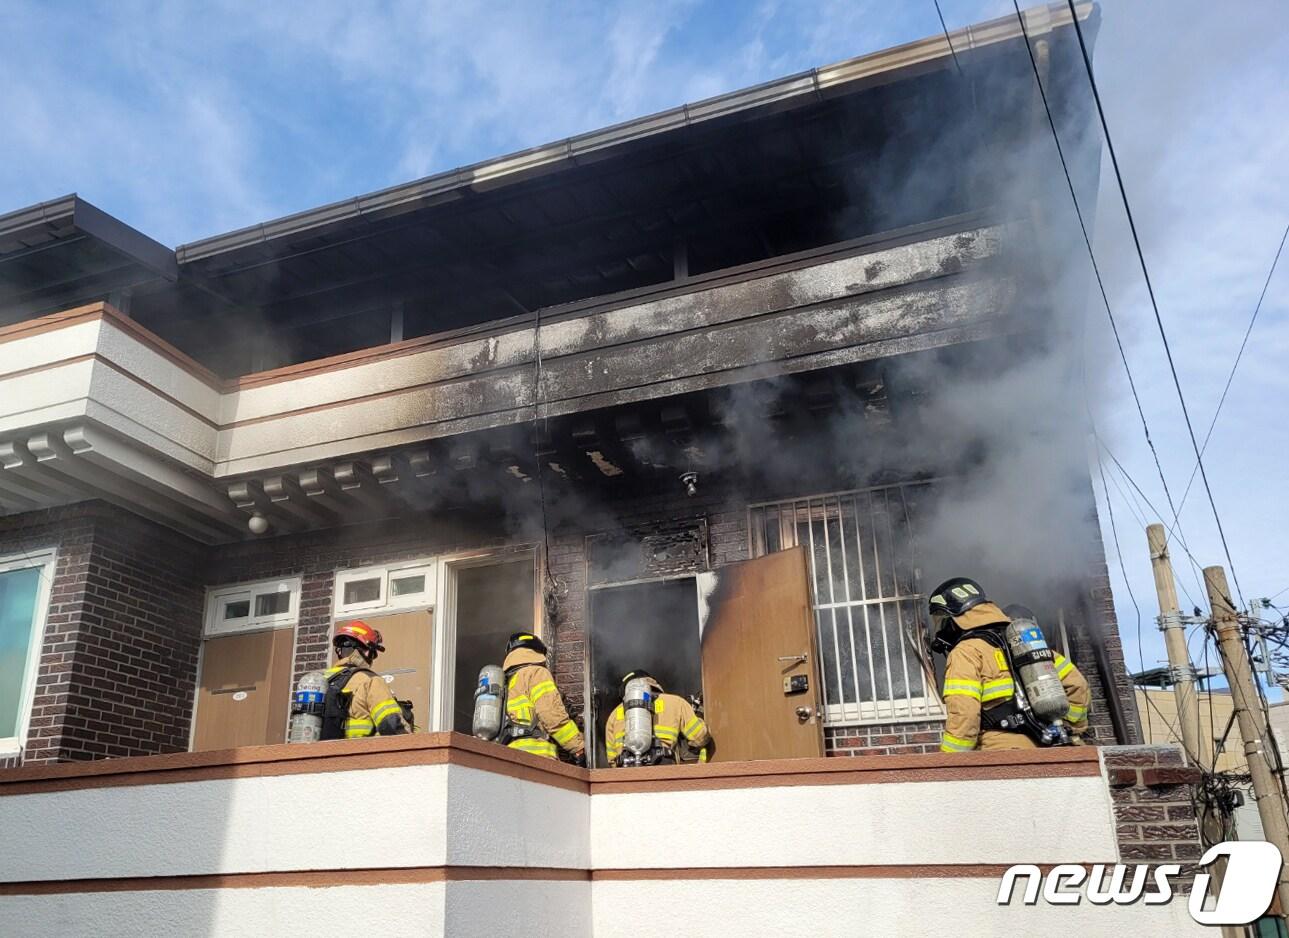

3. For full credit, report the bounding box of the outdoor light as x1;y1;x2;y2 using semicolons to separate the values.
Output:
680;471;699;497
248;511;270;535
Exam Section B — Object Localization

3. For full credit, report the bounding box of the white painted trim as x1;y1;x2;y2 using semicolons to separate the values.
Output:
0;548;57;759
203;576;302;637
332;559;439;618
435;548;540;734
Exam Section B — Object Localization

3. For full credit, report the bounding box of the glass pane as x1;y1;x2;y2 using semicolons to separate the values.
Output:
223;599;251;620
343;577;382;605
0;566;42;738
390;574;425;598
254;591;290;616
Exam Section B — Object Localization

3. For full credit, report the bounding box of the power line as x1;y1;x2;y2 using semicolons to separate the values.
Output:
932;0;963;75
1065;0;1245;608
1002;2;1209;606
1175;222;1289;517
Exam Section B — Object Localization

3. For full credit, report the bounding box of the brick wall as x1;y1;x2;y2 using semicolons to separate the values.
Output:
0;472;1145;766
824;721;945;756
1102;744;1204;887
0;502;204;765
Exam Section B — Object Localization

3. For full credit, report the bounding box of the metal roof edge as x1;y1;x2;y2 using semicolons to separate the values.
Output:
0;194;177;282
174;1;1094;263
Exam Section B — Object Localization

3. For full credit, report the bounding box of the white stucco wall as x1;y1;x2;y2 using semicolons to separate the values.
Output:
590;877;1207;938
590;776;1119;869
0;750;1206;936
0;764;452;881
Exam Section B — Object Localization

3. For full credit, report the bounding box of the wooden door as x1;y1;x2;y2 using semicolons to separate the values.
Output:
192;627;294;751
339;611;433;732
700;546;824;762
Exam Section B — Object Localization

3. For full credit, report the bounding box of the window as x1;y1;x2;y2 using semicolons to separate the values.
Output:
334;562;435;616
0;549;56;755
749;483;943;726
204;577;302;636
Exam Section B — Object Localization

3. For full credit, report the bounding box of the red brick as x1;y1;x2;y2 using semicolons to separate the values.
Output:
1108;768;1139;787
1141;767;1202;786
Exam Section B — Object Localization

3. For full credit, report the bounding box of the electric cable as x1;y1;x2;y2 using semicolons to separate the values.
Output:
1174;223;1289;518
1065;0;1245;609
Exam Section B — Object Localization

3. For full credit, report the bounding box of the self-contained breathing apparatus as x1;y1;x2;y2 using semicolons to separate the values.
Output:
619;674;667;767
471;632;556;749
929;578;1072;748
288;666;415;741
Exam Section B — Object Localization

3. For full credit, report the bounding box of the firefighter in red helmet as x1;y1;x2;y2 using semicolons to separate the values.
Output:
323;620;409;738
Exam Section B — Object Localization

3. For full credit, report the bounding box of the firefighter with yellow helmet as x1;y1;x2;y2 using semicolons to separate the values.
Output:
928;577;1090;752
604;669;711;766
322;620;410;738
499;632;585;762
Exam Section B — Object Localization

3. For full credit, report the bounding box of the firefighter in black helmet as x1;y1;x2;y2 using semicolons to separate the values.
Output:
929;577;1090;752
498;632;584;761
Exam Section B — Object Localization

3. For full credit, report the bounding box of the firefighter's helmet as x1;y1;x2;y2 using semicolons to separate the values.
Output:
334;620;385;658
621;669;657;689
507;631;547;656
928;577;987;620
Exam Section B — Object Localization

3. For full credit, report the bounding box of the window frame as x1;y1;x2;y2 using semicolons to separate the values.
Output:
332;560;438;618
203;577;302;638
748;484;945;729
0;548;57;758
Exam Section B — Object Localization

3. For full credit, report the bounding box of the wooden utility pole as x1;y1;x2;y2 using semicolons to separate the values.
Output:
1147;524;1210;766
1206;565;1289;920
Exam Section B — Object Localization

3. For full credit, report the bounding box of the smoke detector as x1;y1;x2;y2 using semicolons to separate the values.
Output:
680;471;699;497
247;511;270;535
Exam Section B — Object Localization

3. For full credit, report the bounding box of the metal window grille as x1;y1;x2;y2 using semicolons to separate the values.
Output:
749;483;944;726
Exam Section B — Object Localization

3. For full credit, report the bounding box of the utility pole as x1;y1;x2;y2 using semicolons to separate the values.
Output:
1206;565;1289;920
1147;524;1210;766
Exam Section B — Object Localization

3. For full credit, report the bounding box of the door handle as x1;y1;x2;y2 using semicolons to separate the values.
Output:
795;705;813;723
778;653;808;665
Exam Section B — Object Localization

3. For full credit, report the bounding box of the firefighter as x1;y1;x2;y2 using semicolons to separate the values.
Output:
324;620;409;738
928;578;1091;752
604;670;710;766
500;632;585;762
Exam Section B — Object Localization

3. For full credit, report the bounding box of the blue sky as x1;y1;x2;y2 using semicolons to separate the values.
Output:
3;1;1287;688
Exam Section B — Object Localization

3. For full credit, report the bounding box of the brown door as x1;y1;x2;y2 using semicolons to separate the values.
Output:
192;627;294;751
338;611;433;732
701;546;824;762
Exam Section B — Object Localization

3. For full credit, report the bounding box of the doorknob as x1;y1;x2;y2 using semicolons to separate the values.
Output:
778;653;808;664
795;705;813;723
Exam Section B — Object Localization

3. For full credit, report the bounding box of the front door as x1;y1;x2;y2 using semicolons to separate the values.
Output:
700;546;825;761
192;627;294;751
338;610;433;732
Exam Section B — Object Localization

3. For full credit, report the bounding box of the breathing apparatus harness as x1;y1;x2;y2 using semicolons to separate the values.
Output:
957;626;1070;748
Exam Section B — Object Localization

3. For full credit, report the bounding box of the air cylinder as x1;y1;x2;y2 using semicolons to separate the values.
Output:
623;677;655;756
472;664;505;740
288;670;328;744
1005;616;1070;722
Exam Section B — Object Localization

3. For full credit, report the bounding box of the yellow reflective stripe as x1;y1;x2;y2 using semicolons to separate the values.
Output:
698;748;708;763
654;698;665;713
1065;704;1087;722
371;699;402;722
981;679;1015;702
1056;656;1075;679
531;680;557;702
682;717;705;738
344;718;375;738
943;679;983;700
655;727;679;742
940;732;976;752
551;721;579;745
508;738;557;758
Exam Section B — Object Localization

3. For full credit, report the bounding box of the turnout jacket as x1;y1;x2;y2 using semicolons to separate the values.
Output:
326;651;408;738
604;679;710;764
502;647;584;760
940;603;1091;753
